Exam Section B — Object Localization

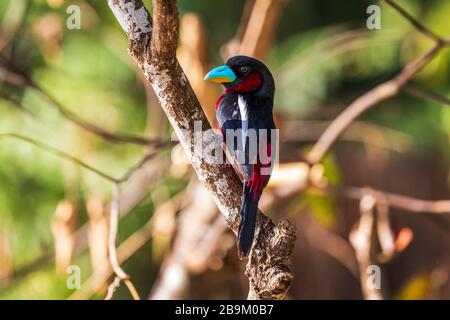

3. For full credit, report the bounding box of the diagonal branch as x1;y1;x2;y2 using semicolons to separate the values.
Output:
0;133;118;182
383;0;448;44
306;0;450;164
306;38;446;164
0;133;164;184
402;84;450;107
0;54;162;146
31;83;161;146
108;0;296;300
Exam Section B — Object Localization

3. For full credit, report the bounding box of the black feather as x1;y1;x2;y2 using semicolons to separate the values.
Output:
237;184;259;258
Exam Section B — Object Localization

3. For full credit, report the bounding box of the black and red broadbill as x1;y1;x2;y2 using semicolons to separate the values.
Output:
204;56;276;259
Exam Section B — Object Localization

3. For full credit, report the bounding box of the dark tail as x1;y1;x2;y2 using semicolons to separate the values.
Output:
237;183;261;259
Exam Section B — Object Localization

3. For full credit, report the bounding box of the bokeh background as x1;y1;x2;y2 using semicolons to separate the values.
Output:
0;0;449;299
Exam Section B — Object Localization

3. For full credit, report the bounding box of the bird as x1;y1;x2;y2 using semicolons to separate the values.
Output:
204;55;276;259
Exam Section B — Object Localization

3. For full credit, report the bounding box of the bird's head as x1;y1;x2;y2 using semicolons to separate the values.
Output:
204;55;274;98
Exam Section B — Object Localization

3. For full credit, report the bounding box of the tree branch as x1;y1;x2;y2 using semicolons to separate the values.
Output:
306;39;446;164
0;133;118;182
108;0;296;300
383;0;447;44
402;84;450;107
0;133;163;184
105;184;141;300
306;0;450;164
0;60;165;146
336;186;450;214
349;194;384;300
0;131;166;299
32;83;164;146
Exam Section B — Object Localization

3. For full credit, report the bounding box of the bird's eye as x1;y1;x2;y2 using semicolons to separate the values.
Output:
240;66;249;73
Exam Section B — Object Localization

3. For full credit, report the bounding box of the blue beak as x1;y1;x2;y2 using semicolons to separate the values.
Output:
204;65;237;83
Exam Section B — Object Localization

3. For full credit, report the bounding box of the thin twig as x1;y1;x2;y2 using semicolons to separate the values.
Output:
2;158;170;286
306;41;446;164
108;184;128;280
310;184;450;215
104;276;139;300
0;132;158;300
383;0;447;44
337;186;450;214
0;133;167;184
117;152;159;183
105;276;121;300
349;194;383;300
0;95;35;117
123;279;141;299
107;184;141;300
0;133;118;182
403;84;450;106
70;192;184;300
307;0;450;164
284;120;414;152
0;58;163;147
31;83;163;146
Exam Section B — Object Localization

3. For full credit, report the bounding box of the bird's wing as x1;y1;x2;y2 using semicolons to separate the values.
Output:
217;94;276;181
246;96;277;182
216;93;252;179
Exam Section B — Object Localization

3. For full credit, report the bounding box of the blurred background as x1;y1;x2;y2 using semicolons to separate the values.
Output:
0;0;449;299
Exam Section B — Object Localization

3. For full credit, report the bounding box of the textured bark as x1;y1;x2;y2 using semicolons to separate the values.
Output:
108;0;296;299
